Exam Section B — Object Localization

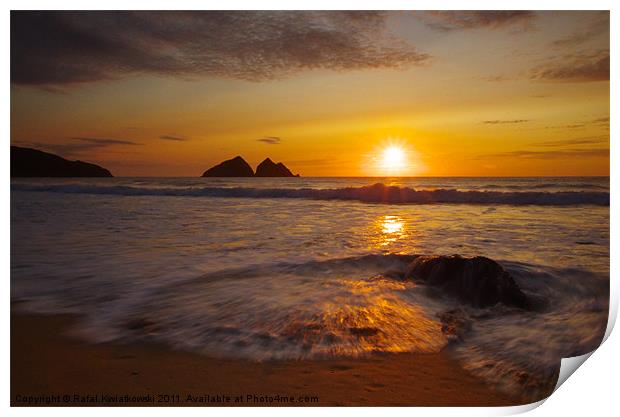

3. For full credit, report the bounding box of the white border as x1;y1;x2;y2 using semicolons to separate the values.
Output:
3;1;617;416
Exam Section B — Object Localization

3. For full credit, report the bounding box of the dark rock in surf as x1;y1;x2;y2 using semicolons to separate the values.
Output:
11;146;113;177
201;156;254;177
255;158;298;177
405;255;529;309
438;309;472;342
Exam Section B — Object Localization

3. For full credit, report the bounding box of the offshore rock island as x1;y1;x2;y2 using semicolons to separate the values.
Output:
202;156;298;177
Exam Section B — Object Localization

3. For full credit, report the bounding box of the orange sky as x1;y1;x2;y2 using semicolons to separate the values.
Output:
11;11;610;177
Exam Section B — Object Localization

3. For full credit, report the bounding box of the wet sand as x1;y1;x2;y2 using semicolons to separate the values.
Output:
11;312;524;407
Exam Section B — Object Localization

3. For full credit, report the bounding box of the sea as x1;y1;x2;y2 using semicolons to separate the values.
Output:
11;176;610;401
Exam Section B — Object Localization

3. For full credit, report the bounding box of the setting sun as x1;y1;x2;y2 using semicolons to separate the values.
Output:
369;140;424;177
376;143;416;175
382;146;406;170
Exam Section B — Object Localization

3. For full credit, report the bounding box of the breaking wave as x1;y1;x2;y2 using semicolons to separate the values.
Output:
11;182;610;206
12;251;608;402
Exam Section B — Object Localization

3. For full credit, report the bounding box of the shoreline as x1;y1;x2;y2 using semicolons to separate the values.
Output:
10;311;527;407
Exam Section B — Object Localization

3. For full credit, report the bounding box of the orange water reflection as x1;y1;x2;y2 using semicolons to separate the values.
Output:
279;278;447;357
375;215;407;247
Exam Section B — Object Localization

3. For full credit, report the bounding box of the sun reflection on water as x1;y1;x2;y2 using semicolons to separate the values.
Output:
277;278;447;357
382;215;404;235
376;215;406;246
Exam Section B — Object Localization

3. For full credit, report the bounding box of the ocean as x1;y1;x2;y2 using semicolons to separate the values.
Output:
10;176;609;400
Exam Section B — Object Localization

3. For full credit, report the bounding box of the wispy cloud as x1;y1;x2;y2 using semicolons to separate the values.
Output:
257;136;282;145
14;136;142;157
159;135;187;141
14;141;104;156
482;119;530;125
545;116;609;130
550;11;609;48
420;11;536;32
478;148;608;160
552;30;600;48
592;116;610;124
479;75;510;82
11;11;430;88
530;50;609;82
71;137;142;145
542;123;586;130
533;137;608;147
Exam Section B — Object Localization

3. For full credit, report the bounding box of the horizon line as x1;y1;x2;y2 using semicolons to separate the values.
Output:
80;175;610;179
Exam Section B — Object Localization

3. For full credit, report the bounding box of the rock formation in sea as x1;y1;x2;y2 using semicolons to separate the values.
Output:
201;156;298;177
11;146;113;177
254;158;298;177
405;255;530;309
201;156;255;177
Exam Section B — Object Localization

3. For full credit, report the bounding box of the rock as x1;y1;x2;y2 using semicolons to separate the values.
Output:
11;146;113;177
437;309;472;342
255;158;297;177
202;156;254;177
405;255;529;309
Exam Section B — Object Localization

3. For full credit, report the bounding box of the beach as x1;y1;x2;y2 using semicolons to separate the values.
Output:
11;312;524;407
10;177;609;406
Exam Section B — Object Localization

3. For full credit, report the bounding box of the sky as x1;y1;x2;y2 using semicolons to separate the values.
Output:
10;11;610;177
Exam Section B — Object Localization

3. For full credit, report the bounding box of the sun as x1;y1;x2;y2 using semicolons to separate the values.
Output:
368;138;423;176
381;145;406;171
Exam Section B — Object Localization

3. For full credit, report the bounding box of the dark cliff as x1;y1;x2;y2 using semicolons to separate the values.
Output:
11;146;113;177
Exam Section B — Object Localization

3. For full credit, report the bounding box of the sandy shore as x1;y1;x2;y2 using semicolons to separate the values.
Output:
11;312;524;407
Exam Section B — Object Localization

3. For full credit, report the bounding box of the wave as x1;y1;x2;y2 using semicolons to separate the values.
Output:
11;182;610;206
473;182;609;191
12;252;608;402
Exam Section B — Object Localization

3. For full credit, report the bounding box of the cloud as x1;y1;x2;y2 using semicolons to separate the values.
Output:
421;11;536;32
11;11;430;88
159;135;186;141
479;148;608;160
482;119;529;124
542;123;588;130
533;137;608;147
530;50;609;82
551;30;599;48
14;141;107;156
551;12;609;48
257;136;282;145
545;116;610;130
479;75;510;82
72;137;142;145
592;117;609;124
14;137;142;157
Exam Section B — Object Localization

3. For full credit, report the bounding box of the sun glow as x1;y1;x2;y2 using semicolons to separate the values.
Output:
367;139;424;176
380;145;407;173
382;146;405;168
